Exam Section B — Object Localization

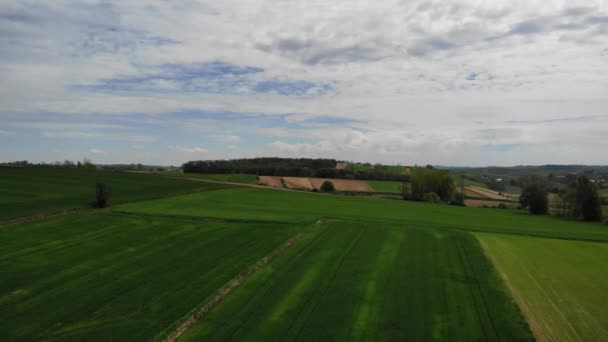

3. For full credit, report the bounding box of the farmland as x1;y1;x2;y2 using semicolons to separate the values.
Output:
163;172;258;184
0;167;233;221
2;168;608;341
181;221;531;341
0;210;301;340
477;234;608;341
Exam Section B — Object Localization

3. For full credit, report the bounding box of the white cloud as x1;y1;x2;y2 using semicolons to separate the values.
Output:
89;148;106;154
0;130;15;136
1;1;608;165
43;131;99;138
172;146;209;153
212;134;241;143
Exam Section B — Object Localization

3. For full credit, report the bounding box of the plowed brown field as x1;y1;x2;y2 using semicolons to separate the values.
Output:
282;177;314;190
258;176;283;188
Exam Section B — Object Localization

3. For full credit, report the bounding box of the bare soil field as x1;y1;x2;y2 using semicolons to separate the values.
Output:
466;186;514;201
257;176;374;192
258;176;284;188
282;177;314;190
465;199;515;208
309;178;374;191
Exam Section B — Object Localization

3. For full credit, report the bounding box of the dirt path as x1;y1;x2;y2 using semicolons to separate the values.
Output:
160;219;325;342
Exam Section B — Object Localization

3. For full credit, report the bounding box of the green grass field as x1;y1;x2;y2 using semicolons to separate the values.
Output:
164;172;258;184
181;220;531;341
118;187;608;241
0;167;233;221
3;168;608;341
0;211;300;341
366;180;403;193
477;233;608;341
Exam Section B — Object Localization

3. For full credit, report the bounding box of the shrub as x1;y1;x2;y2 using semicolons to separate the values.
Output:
424;192;441;203
497;203;508;209
91;182;110;208
320;181;336;193
520;183;548;215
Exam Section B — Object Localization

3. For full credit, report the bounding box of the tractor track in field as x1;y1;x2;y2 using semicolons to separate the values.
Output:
159;218;326;342
109;210;292;225
455;238;500;342
0;209;80;228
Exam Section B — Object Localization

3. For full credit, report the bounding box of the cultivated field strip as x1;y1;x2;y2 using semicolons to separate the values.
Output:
0;212;303;341
477;233;608;342
117;187;608;242
179;221;532;341
160;219;324;341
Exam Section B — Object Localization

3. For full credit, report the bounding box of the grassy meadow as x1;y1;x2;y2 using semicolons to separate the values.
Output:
1;167;607;341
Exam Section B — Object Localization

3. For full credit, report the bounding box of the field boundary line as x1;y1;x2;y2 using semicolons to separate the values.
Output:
0;209;81;228
157;218;326;342
109;210;294;225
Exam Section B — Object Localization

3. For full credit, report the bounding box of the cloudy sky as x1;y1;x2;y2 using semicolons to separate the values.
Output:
1;0;607;166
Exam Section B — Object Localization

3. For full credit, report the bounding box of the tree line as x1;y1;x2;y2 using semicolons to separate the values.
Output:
519;175;603;222
182;158;411;182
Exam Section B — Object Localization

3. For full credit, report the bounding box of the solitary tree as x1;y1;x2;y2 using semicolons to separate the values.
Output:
573;176;602;221
519;183;548;215
92;182;110;208
400;182;411;200
320;181;335;193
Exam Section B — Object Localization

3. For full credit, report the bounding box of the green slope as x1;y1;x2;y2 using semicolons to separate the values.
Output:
0;167;233;221
477;233;608;341
118;187;608;241
0;211;300;341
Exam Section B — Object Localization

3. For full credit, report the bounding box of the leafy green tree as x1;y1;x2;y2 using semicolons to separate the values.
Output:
400;182;411;200
320;181;335;193
573;176;602;221
410;168;455;203
91;182;110;208
520;183;549;215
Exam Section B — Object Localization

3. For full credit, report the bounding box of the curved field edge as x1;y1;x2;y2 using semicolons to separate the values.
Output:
116;187;608;242
476;233;608;342
179;220;533;341
0;211;303;341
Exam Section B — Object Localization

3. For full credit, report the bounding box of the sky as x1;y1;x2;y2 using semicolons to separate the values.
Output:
1;0;607;166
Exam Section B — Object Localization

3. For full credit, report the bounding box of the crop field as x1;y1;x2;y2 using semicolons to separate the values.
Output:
366;180;403;193
181;220;531;341
477;233;608;341
119;187;608;241
0;167;232;221
0;211;301;341
3;169;608;341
